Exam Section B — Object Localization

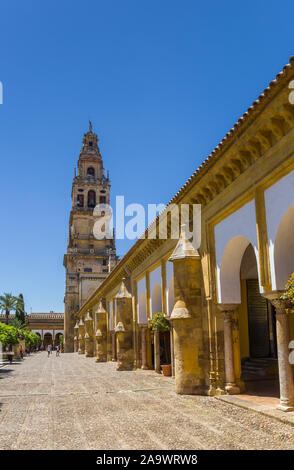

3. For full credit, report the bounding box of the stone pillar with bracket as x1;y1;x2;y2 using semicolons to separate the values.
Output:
84;310;94;357
95;301;107;362
114;278;134;371
73;321;79;353
78;318;85;354
168;225;206;394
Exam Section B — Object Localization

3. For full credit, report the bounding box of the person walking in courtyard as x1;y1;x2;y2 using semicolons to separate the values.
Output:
56;345;60;357
47;344;51;357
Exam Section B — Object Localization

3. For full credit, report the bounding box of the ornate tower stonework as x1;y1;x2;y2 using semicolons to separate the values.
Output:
63;123;117;352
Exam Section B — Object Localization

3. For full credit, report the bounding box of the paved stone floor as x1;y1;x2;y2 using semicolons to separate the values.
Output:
1;352;294;450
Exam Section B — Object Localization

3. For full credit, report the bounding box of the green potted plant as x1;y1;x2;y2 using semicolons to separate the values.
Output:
281;272;294;309
148;312;170;332
148;312;172;376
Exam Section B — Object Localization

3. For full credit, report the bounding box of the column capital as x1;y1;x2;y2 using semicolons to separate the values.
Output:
262;290;291;313
217;303;240;315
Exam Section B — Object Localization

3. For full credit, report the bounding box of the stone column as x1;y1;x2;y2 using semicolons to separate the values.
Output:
115;278;134;371
141;325;148;369
95;301;107;362
111;331;117;361
154;330;161;373
168;225;206;395
146;327;152;368
263;292;294;411
73;321;79;353
78;318;85;354
218;305;240;394
170;325;175;377
84;311;94;357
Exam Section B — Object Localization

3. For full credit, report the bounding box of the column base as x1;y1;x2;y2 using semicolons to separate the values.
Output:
176;385;208;395
141;365;149;370
95;357;107;362
116;364;134;371
225;383;240;394
208;386;226;396
277;403;294;412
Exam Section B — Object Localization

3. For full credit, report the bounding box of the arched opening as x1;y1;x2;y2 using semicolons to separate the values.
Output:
87;167;95;178
43;333;52;348
35;332;41;348
218;236;279;397
274;204;294;290
240;244;277;362
87;190;96;208
54;333;62;347
77;194;84;207
218;235;252;304
237;244;279;402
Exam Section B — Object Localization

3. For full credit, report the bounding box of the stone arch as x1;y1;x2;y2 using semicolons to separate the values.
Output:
87;190;96;208
151;283;162;316
218;235;260;304
34;332;41;342
264;169;294;290
274;204;294;290
43;332;52;347
54;332;63;346
87;167;95;178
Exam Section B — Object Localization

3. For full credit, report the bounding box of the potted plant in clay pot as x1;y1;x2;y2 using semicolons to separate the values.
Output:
148;312;172;376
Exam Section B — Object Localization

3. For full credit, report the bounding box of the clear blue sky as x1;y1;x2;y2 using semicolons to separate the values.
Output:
0;0;293;313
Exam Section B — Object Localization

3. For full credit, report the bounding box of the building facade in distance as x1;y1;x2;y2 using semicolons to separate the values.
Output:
26;312;64;348
0;312;64;348
63;123;117;352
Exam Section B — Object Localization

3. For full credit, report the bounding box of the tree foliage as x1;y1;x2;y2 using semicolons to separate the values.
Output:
15;293;25;324
0;323;20;347
281;272;294;304
9;317;25;330
0;293;18;320
22;329;41;348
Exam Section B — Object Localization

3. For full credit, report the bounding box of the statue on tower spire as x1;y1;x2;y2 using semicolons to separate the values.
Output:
89;120;93;132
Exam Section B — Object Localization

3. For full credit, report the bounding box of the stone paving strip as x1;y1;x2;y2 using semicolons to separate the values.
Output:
1;352;294;450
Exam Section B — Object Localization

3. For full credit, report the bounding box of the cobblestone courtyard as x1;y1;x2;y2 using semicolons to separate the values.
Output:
1;352;294;450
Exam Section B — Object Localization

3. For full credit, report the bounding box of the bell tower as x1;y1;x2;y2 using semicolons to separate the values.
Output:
63;122;117;352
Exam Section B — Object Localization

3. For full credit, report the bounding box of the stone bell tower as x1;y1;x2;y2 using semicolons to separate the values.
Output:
63;122;117;352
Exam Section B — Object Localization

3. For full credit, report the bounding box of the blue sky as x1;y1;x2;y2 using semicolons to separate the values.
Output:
0;0;293;313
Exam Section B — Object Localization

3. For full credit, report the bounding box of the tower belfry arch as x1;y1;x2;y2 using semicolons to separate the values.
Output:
63;123;117;352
